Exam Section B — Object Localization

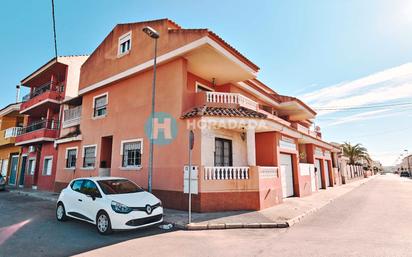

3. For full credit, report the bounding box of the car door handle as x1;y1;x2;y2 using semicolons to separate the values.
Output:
78;199;83;202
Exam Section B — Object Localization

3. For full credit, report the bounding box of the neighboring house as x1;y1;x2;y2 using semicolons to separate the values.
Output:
52;19;341;212
399;156;410;172
15;56;88;191
0;103;25;186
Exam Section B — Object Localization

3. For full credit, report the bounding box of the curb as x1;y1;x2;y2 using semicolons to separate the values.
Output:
9;176;377;231
168;177;377;231
166;221;290;230
286;176;376;227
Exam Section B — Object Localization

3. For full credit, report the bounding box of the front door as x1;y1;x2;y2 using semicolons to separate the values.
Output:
9;155;19;185
315;159;322;189
19;156;27;186
324;160;330;187
280;154;294;198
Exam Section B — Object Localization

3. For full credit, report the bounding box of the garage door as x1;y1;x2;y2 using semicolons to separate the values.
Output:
315;159;322;189
280;154;294;198
324;160;330;187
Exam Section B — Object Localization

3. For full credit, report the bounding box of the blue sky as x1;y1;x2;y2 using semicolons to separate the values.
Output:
1;0;412;165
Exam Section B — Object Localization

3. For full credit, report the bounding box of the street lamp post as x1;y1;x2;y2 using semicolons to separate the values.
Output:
143;26;160;193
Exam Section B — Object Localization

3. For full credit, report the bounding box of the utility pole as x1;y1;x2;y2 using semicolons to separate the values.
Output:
51;0;58;58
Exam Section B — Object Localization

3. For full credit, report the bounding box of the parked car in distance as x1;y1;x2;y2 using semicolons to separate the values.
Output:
400;172;410;177
0;175;5;191
56;177;163;234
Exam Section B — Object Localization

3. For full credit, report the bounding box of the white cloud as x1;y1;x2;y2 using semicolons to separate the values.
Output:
324;109;391;126
300;63;412;116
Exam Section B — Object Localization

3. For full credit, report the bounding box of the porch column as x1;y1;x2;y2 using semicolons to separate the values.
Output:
246;127;256;166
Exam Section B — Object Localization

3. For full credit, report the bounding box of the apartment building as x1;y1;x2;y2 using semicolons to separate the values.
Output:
15;56;88;191
0;103;25;186
51;19;340;212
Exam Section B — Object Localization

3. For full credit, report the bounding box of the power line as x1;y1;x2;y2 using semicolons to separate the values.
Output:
51;0;58;58
315;106;412;120
314;101;412;111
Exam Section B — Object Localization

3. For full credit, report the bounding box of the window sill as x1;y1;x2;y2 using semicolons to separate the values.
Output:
120;166;142;171
117;50;131;58
64;168;76;171
80;167;95;170
92;114;107;120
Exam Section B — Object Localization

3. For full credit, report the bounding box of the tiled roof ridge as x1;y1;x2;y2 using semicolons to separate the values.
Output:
181;106;267;119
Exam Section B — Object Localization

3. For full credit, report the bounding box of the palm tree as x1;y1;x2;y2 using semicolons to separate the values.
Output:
342;142;371;165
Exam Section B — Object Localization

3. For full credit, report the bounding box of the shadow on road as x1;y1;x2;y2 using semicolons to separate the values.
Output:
0;192;176;257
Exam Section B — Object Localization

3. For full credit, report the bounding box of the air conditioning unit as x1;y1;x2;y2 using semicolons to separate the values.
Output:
28;146;36;153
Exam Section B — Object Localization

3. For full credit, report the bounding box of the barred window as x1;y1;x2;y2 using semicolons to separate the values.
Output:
66;149;77;168
43;157;53;176
94;95;107;117
214;138;232;166
122;141;142;167
83;146;96;168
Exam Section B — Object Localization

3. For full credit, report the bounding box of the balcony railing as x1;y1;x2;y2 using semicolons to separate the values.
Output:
4;127;23;138
63;106;81;128
205;92;258;111
21;119;60;134
22;81;64;102
203;166;250;180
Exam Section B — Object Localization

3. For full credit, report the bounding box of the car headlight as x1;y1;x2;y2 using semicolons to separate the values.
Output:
111;201;132;214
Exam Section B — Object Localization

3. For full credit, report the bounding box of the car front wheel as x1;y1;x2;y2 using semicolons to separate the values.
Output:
56;202;68;222
96;211;113;235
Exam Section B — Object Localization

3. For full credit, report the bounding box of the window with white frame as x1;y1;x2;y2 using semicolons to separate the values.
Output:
28;159;35;175
118;31;132;56
195;82;214;92
66;148;77;169
43;157;53;176
121;140;142;168
93;94;107;117
83;146;96;168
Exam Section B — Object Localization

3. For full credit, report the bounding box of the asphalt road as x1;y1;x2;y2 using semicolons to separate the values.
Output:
1;174;411;257
0;192;174;257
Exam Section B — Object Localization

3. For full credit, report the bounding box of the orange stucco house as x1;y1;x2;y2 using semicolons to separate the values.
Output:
53;19;340;212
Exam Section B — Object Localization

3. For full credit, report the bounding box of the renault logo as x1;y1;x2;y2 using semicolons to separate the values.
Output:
146;205;152;214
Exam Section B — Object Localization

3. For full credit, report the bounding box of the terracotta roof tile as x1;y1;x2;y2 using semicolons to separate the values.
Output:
181;106;267;119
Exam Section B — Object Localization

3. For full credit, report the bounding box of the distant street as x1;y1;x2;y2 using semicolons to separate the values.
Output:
1;174;412;257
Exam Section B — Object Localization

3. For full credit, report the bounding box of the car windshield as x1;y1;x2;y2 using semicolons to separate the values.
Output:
97;179;144;195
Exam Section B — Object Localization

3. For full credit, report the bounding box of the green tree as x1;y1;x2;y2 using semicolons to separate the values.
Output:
342;142;371;165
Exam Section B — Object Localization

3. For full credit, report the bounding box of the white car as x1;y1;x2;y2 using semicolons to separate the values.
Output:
56;177;163;234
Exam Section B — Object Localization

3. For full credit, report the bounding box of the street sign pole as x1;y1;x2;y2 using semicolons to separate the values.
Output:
188;130;194;224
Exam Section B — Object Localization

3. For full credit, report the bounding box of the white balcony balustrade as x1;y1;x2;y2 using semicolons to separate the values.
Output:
205;92;258;111
204;166;250;180
4;127;23;138
63;106;82;128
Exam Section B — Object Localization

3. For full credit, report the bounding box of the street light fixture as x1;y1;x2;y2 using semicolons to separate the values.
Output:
143;26;159;193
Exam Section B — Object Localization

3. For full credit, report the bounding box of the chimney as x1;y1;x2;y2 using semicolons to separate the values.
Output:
16;84;20;103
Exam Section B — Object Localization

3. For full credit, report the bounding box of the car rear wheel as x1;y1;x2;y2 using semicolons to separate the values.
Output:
56;202;68;221
96;211;113;235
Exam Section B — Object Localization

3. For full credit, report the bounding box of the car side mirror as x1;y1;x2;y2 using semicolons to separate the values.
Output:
88;192;100;201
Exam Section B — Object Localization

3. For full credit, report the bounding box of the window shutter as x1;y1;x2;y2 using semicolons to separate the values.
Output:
95;96;107;108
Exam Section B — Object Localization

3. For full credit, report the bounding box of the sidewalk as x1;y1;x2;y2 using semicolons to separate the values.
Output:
165;176;376;230
8;187;59;202
7;176;376;230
